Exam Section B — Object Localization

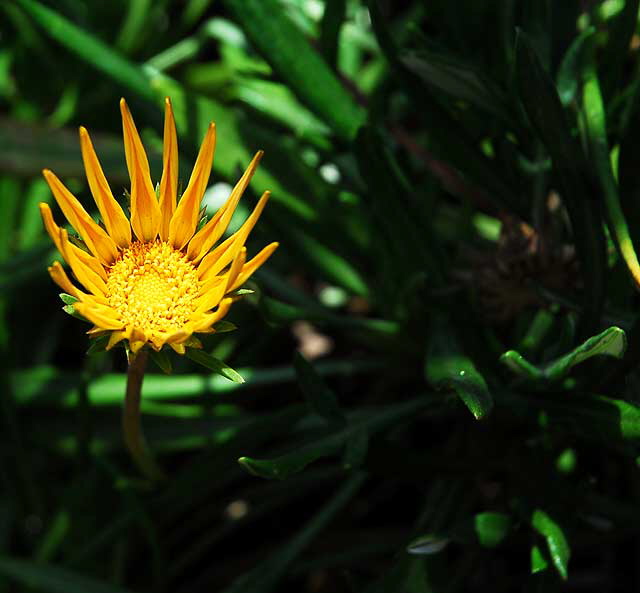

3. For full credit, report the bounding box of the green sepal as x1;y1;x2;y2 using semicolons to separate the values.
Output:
185;348;244;383
86;334;109;355
62;303;89;322
212;320;237;333
59;293;78;305
150;350;172;374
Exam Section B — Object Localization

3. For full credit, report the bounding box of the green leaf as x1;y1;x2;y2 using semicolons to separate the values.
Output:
581;41;640;290
556;27;595;106
531;510;570;580
515;29;606;337
401;50;511;122
500;326;627;381
186;349;244;383
319;0;346;69
342;428;368;470
149;350;172;374
531;544;549;574
0;556;133;593
474;512;511;548
222;0;365;140
238;397;431;480
293;351;346;427
425;322;493;420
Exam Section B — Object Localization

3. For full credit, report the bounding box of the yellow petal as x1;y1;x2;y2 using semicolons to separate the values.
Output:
229;242;279;292
195;275;227;314
192;297;233;332
58;228;108;296
79;127;132;248
48;261;87;301
73;301;124;330
186;150;263;263
120;98;161;241
106;328;131;350
42;170;119;264
39;203;107;281
169;342;186;355
169;122;216;250
159;97;178;240
225;246;246;293
198;191;270;280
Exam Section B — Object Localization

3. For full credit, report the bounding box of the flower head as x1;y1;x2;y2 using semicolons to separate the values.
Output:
40;98;277;354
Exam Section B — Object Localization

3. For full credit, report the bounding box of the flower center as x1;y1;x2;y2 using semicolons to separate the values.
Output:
106;241;200;334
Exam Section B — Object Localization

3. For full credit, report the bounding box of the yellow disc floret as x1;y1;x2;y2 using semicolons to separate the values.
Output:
106;241;201;334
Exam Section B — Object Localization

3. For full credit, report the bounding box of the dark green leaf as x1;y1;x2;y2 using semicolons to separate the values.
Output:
223;0;365;140
0;556;133;593
186;348;244;383
293;351;346;427
426;322;493;419
515;29;606;337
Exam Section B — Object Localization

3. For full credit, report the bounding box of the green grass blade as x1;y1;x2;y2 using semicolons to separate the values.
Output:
223;0;365;140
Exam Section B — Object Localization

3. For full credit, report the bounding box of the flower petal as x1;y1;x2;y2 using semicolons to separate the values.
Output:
192;297;233;332
195;275;227;314
48;261;109;306
79;127;131;248
39;203;107;281
186;150;263;263
169;122;216;250
229;242;279;292
159;97;178;240
106;328;131;350
58;228;109;296
73;301;124;330
225;246;246;293
198;191;270;280
42;170;119;264
120;98;161;241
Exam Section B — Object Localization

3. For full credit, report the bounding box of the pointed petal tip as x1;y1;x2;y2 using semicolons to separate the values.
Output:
165;96;172;107
79;126;88;138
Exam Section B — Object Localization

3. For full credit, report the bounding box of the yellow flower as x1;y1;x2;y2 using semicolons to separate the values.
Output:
40;98;278;355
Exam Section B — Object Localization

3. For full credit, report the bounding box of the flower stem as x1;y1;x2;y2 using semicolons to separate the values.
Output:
123;350;164;481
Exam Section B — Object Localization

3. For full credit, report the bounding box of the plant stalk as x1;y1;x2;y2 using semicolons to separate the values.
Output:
123;350;164;481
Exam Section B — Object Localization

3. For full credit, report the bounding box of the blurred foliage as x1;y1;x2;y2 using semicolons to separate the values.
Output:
3;0;640;591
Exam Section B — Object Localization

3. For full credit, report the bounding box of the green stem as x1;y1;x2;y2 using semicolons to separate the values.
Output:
123;350;164;481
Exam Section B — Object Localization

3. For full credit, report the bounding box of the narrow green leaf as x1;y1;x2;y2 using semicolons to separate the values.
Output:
238;398;432;480
319;0;346;69
581;41;640;290
342;428;368;470
186;349;245;383
556;27;595;106
426;322;493;419
401;50;511;122
223;0;365;140
0;556;133;593
515;30;606;336
531;510;570;580
293;351;346;427
14;0;154;101
500;326;627;381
